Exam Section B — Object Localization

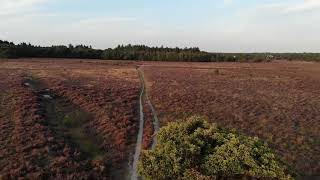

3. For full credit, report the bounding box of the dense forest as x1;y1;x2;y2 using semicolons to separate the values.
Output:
1;40;319;62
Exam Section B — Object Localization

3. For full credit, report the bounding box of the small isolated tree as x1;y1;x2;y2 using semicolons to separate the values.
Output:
138;116;292;180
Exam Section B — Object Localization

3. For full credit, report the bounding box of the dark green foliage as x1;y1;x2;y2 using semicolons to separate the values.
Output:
1;39;319;62
0;40;246;62
0;40;102;59
138;116;292;180
0;40;216;61
272;53;320;61
101;44;213;61
0;40;17;58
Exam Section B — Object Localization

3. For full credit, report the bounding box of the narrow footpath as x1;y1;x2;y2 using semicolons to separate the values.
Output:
130;67;160;180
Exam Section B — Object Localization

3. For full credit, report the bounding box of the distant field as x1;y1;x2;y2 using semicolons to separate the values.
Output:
0;59;319;178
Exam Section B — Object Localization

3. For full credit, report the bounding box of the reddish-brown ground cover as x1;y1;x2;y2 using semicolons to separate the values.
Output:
43;73;140;166
1;59;319;178
0;71;108;179
0;60;141;179
141;100;154;150
141;61;320;176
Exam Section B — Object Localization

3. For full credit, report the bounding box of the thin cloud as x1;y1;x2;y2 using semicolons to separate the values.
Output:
284;0;320;13
258;0;320;14
77;17;137;25
1;0;320;52
0;0;48;15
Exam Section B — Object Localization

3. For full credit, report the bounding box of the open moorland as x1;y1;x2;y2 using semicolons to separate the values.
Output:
141;61;320;176
0;59;140;179
0;59;319;178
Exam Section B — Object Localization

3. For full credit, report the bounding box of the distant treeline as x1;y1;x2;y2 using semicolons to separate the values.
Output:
1;40;319;62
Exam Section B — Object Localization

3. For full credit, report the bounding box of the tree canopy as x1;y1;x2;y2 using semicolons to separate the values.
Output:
1;39;319;62
138;116;292;180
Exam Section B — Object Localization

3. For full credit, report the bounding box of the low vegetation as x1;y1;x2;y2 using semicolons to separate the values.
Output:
143;63;320;175
0;64;140;179
138;116;292;180
0;60;318;178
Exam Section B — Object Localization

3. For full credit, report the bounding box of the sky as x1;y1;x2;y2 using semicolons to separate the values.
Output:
0;0;320;52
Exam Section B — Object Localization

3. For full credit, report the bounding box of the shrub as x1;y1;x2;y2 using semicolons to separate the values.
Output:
138;116;292;180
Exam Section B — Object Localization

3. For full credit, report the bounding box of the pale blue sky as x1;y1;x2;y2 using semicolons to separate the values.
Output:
0;0;319;52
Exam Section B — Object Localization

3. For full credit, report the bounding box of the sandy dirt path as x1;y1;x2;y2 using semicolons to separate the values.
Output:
130;67;160;180
130;68;145;180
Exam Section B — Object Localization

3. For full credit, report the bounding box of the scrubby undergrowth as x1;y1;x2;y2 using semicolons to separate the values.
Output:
138;116;292;180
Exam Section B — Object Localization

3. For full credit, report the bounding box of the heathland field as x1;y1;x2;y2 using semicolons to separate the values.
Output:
0;59;319;179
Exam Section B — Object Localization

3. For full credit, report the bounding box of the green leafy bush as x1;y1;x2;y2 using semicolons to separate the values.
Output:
138;116;292;180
